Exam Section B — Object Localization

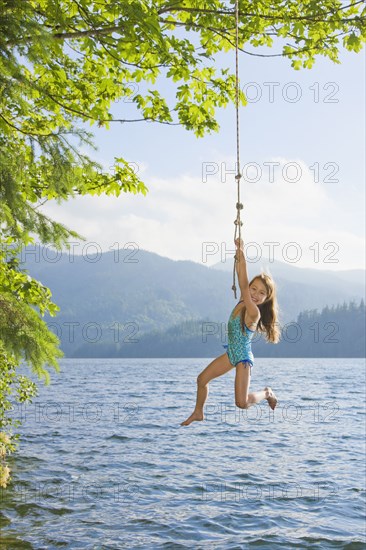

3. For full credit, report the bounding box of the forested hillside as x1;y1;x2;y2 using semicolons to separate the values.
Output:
72;300;365;359
20;246;365;358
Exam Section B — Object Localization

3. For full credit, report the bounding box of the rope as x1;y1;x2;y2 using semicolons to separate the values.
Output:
232;0;243;299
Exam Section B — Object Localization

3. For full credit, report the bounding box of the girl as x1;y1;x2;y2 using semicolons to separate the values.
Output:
181;237;280;426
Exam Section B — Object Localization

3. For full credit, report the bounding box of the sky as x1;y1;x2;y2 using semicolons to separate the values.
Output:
41;40;365;272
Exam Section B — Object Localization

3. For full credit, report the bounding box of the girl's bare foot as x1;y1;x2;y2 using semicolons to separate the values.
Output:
265;387;278;410
180;411;204;426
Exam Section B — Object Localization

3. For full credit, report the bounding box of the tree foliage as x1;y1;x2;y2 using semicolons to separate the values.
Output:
0;341;38;487
1;0;365;245
0;0;365;485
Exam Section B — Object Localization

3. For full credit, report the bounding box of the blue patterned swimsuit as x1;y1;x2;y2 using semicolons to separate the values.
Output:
223;300;255;369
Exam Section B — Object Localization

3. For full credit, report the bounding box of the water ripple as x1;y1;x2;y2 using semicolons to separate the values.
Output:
1;358;364;549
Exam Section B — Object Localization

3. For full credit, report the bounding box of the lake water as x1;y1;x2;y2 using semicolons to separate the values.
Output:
0;358;365;549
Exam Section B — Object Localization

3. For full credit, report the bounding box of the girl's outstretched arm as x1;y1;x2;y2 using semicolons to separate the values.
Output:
235;238;259;321
235;238;249;289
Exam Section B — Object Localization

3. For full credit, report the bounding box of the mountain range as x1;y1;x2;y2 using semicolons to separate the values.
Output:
20;245;365;357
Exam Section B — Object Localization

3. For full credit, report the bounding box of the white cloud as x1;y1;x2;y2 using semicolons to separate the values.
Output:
40;156;365;270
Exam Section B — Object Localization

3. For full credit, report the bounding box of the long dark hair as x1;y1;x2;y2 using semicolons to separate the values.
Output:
240;273;280;343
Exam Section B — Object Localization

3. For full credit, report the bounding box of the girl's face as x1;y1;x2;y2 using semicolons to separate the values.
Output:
249;279;268;305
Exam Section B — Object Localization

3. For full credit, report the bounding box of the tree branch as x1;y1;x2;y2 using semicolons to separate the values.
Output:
53;25;125;40
28;0;362;44
157;1;366;22
108;118;180;126
0;113;54;137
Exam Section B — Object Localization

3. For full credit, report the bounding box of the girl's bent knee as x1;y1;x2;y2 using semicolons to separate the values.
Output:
197;374;207;387
235;400;249;409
